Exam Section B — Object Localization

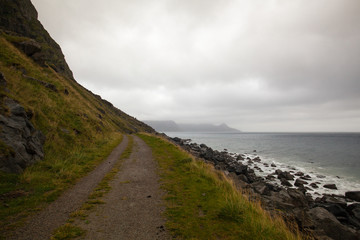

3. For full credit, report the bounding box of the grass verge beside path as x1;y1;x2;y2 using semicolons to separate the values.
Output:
51;136;134;240
139;134;301;240
0;133;123;237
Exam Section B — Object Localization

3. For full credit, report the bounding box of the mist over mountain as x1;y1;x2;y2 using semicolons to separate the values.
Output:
144;120;241;133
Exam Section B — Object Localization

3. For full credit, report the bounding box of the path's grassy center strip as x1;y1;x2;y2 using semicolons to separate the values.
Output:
139;134;301;240
51;136;134;240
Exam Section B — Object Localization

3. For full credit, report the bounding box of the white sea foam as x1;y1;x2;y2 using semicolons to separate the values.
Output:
238;152;360;201
166;132;360;202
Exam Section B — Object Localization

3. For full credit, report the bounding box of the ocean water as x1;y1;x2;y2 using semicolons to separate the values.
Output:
165;132;360;196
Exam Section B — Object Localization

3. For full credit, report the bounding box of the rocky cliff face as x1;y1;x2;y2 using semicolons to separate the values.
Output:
0;97;45;173
0;0;74;80
0;0;154;173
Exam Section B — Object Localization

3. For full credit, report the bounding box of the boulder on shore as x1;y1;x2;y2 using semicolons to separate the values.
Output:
277;170;294;181
308;207;360;240
295;178;308;187
280;178;292;187
324;184;337;190
345;191;360;202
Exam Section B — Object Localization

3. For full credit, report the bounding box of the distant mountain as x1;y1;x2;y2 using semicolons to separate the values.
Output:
144;120;241;133
145;120;181;132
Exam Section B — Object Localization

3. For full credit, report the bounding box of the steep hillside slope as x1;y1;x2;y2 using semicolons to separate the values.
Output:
0;0;73;79
0;0;153;232
0;0;153;173
0;34;153;171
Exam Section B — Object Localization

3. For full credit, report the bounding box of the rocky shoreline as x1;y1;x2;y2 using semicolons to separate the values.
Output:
167;135;360;240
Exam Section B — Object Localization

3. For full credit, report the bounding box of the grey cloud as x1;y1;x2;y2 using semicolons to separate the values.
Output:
32;0;360;131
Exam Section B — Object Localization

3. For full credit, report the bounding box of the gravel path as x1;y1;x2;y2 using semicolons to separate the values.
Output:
77;135;170;240
8;136;129;240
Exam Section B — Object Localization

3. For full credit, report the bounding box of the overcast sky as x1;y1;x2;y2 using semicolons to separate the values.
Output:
31;0;360;132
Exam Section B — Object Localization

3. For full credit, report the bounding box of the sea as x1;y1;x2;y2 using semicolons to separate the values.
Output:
165;132;360;197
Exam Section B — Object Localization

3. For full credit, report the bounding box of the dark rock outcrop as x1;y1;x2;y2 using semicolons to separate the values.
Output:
345;191;360;202
280;178;292;187
308;207;360;240
0;97;45;173
22;74;58;92
347;204;360;222
0;0;74;79
294;178;308;187
324;184;337;190
276;170;295;180
300;174;312;180
12;39;41;57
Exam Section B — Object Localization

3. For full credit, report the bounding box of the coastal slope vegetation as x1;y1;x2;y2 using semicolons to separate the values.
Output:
0;0;153;234
140;134;300;240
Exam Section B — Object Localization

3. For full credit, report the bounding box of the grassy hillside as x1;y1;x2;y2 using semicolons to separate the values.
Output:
140;134;301;240
0;0;74;79
0;31;152;234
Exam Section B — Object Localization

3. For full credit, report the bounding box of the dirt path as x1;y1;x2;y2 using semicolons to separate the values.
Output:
8;136;129;240
76;135;170;240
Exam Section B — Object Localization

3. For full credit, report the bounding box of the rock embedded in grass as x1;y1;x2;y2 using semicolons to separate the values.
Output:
0;97;45;173
13;39;41;57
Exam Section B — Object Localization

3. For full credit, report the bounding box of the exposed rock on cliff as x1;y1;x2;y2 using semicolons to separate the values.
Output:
0;0;74;79
0;0;156;174
0;97;45;173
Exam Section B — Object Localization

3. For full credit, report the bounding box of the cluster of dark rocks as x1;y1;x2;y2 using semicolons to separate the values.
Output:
0;0;75;80
169;136;360;240
0;97;45;173
1;71;46;173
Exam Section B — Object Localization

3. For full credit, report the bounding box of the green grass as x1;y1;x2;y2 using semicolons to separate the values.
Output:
51;224;85;240
139;134;301;240
89;136;134;198
0;134;123;235
52;136;135;239
0;33;152;237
